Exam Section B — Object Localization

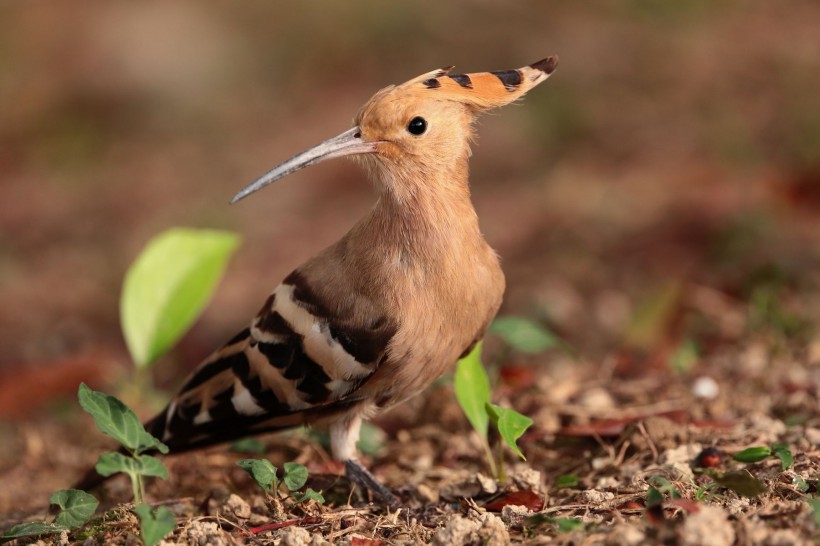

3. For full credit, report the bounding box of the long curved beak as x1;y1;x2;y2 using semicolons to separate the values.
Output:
230;127;377;204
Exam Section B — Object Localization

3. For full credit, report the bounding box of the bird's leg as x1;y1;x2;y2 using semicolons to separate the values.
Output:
330;413;399;506
345;458;399;507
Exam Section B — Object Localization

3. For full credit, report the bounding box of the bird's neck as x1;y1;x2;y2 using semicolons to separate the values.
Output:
328;155;500;308
366;156;483;256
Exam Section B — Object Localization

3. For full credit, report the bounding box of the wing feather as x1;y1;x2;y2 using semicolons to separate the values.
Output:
153;269;397;451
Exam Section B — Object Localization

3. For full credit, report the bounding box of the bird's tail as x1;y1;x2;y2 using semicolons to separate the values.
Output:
72;393;362;491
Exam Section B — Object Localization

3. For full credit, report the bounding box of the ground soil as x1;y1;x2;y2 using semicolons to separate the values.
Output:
2;2;820;544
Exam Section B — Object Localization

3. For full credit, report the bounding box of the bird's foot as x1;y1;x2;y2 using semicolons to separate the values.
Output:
344;459;399;508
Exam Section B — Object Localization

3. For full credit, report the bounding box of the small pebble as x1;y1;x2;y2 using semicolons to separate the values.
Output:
500;504;530;525
681;505;735;546
692;376;719;399
223;493;251;519
279;526;311;546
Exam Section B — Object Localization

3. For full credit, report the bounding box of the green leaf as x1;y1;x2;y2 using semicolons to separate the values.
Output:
454;342;490;439
710;469;768;498
555;517;583;533
489;316;557;353
283;462;308;491
138;429;170;455
555;474;579;489
522;513;553;529
231;437;267;454
784;414;809;426
733;446;772;463
809;497;820;530
695;482;718;501
646;486;664;507
771;443;794;470
295;488;325;504
50;490;99;529
236;458;278;491
649;476;681;499
134;504;176;546
356;422;387;456
78;384;168;454
95;452;168;480
121;228;240;368
486;403;533;460
134;455;169;479
1;522;67;540
670;338;699;374
793;475;810;493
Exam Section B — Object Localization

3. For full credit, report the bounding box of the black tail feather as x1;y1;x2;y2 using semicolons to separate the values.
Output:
72;399;363;491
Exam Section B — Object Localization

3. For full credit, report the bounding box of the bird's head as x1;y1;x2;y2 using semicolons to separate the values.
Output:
231;56;557;204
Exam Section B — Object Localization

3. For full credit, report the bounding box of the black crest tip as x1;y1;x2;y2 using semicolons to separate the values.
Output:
530;56;558;75
422;78;442;89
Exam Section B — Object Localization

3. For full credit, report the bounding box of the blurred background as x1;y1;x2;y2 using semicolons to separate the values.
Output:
1;0;819;463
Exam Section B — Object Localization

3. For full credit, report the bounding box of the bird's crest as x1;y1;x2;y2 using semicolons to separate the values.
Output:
399;56;558;111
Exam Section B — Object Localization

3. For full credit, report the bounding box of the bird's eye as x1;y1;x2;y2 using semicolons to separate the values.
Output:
407;117;427;136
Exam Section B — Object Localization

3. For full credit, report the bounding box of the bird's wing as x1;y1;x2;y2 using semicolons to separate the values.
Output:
149;269;398;452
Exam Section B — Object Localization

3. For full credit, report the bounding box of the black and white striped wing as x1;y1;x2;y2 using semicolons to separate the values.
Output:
148;271;397;452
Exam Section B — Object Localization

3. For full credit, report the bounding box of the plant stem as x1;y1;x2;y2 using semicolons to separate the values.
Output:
130;472;143;505
482;439;498;479
138;475;145;505
134;367;153;403
497;441;506;483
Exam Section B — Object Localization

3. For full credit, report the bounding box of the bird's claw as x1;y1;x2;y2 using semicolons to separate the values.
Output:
345;459;400;508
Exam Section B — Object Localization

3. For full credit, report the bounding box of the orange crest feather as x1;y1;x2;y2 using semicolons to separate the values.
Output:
402;56;558;110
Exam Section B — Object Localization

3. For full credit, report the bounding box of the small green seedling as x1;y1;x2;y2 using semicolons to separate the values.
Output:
702;468;768;498
51;490;100;529
231;437;268;454
1;490;98;542
455;339;533;480
488;316;558;354
523;514;583;534
733;443;794;470
133;504;176;546
809;498;820;530
486;402;533;460
356;422;388;457
554;517;584;533
78;384;177;541
648;476;682;499
646;486;664;508
237;458;278;491
670;338;699;374
486;402;533;481
78;383;169;505
294;489;326;503
694;481;719;501
454;316;557;479
237;459;325;503
555;474;579;489
793;475;811;493
455;341;497;477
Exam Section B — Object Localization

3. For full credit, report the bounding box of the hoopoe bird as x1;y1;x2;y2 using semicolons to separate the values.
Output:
77;56;557;504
